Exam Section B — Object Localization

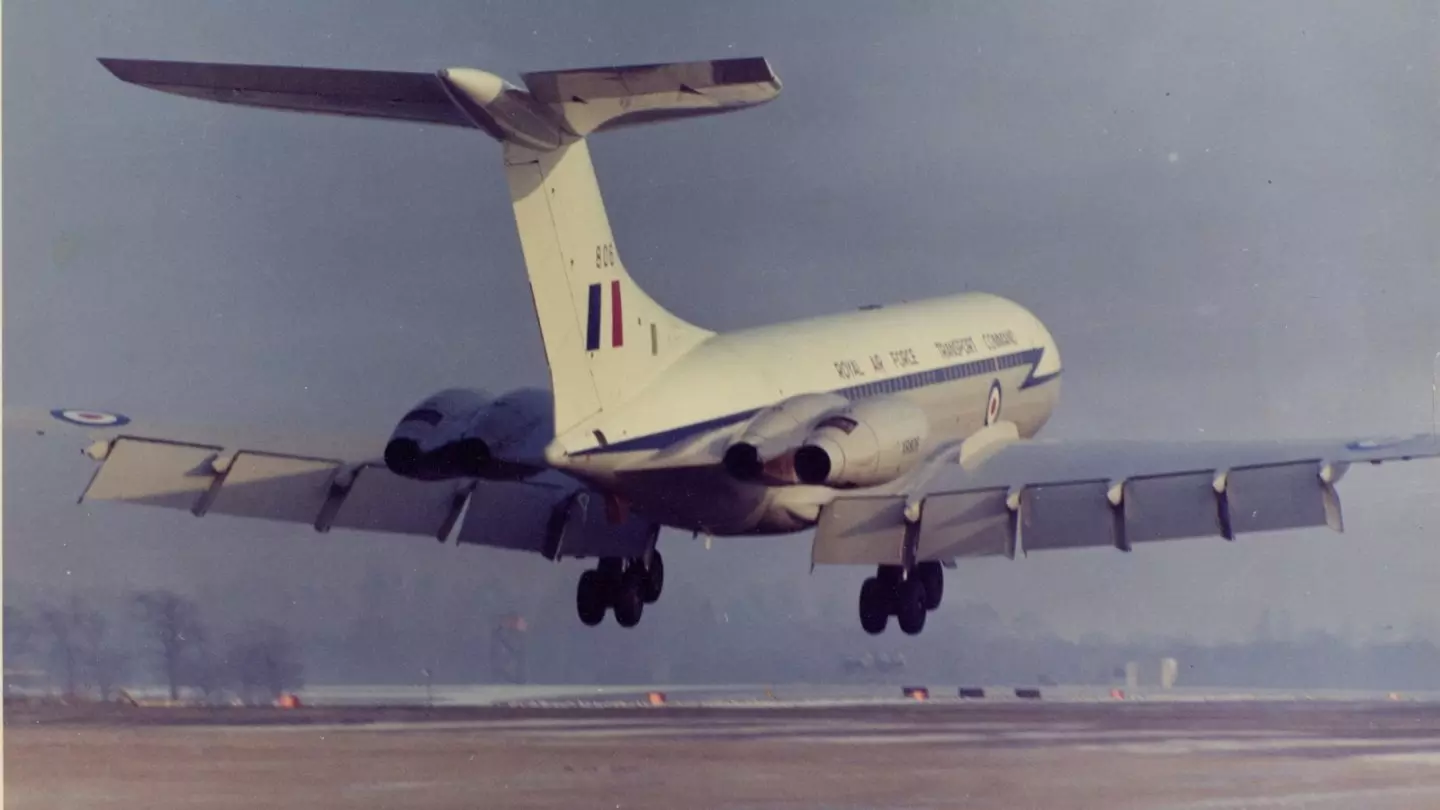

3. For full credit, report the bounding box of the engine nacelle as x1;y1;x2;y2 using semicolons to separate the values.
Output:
792;396;929;487
384;387;550;481
722;392;850;481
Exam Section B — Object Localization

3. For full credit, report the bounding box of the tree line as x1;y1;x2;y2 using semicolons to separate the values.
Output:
4;590;303;705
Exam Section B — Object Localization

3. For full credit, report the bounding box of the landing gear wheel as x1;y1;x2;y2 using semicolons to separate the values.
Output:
917;561;944;611
576;570;608;626
895;577;927;636
642;550;664;604
613;566;646;628
859;577;890;635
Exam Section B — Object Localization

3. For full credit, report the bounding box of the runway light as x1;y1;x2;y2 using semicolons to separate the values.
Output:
646;691;667;706
1111;689;1126;700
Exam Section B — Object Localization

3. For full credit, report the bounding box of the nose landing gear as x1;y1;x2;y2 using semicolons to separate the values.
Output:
574;551;664;628
857;561;944;635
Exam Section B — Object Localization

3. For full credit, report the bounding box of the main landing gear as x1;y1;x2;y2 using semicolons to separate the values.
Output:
576;551;664;628
858;561;944;636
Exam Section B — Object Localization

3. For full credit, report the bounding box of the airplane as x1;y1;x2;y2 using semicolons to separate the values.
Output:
18;55;1440;636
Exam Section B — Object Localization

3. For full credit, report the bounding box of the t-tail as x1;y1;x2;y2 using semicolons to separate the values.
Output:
99;56;783;434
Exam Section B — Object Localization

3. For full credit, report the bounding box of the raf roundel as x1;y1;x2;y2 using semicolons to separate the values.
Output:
51;409;131;428
984;380;1003;427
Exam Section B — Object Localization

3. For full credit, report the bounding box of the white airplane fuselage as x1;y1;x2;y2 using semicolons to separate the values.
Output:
548;291;1063;535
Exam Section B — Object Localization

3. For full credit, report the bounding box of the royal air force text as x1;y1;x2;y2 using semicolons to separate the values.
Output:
831;330;1017;380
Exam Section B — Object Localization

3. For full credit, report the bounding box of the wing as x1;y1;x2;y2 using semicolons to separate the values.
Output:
811;426;1440;567
11;406;656;560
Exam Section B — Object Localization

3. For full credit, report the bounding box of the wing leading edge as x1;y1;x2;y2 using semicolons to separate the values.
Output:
811;431;1440;567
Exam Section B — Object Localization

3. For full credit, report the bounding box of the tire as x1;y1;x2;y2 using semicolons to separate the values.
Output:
896;577;927;636
576;570;608;626
613;567;646;628
917;561;944;611
859;577;889;635
642;550;664;604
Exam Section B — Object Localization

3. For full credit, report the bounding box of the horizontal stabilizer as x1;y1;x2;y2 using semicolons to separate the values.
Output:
519;57;780;136
98;58;477;129
98;56;782;148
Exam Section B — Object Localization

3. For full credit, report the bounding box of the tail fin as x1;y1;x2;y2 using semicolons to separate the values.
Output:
100;55;781;434
501;139;713;432
440;59;781;432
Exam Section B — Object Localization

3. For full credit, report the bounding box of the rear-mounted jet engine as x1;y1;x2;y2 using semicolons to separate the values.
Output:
722;392;850;482
793;397;929;487
384;387;551;481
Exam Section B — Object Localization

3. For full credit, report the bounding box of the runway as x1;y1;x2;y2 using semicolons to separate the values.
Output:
9;699;1440;809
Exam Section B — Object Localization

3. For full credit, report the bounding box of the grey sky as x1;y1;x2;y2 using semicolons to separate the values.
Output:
5;1;1439;650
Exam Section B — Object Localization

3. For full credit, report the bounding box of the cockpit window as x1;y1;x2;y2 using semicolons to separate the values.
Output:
817;415;859;434
401;408;444;426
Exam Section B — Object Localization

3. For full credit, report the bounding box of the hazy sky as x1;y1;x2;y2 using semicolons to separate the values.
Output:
5;1;1439;649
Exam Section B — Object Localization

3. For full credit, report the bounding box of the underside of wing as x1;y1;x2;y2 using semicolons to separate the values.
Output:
14;406;657;560
78;435;655;559
811;432;1440;567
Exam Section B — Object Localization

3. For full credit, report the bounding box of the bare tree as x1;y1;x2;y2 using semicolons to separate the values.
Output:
39;596;102;698
186;638;230;705
5;604;36;664
229;622;304;705
4;604;37;697
132;590;205;701
77;613;129;702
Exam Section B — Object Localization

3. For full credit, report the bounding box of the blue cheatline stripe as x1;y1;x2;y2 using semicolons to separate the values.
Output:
585;283;602;351
573;346;1062;456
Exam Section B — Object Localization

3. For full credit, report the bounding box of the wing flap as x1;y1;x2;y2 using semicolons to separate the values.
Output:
456;479;565;553
98;58;477;129
1226;461;1335;534
82;438;222;511
204;452;341;523
915;487;1015;560
457;476;658;559
325;467;467;540
553;494;659;559
1020;480;1121;552
812;496;908;567
1123;471;1226;544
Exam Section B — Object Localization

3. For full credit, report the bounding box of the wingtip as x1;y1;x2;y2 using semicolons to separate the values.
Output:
97;57;167;85
97;57;133;82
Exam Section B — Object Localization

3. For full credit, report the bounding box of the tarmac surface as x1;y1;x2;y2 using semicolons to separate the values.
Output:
10;697;1440;809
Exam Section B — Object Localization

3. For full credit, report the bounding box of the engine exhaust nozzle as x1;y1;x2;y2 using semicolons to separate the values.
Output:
723;443;765;481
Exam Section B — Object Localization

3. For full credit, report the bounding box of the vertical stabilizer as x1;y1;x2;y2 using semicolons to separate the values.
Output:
503;140;714;432
437;58;781;434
